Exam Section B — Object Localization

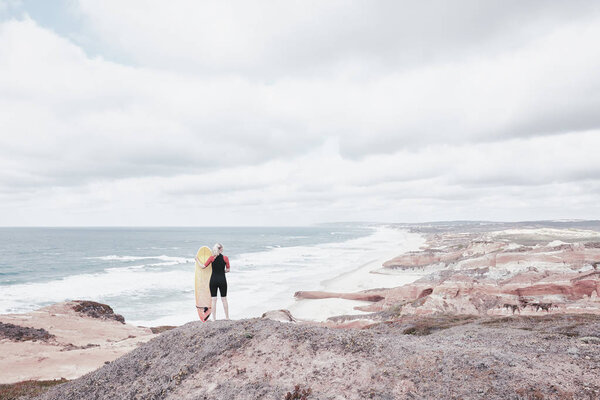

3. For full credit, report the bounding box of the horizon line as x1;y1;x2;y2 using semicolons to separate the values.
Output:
1;219;599;229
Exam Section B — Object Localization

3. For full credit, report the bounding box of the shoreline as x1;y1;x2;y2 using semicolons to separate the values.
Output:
287;229;426;321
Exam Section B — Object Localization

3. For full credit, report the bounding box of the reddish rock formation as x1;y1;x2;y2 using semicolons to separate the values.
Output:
318;228;600;323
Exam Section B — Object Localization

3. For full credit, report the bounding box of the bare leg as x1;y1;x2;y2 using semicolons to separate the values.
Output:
211;297;217;321
222;297;229;320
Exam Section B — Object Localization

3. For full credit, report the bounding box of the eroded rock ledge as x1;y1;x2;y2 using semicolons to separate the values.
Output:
0;302;155;384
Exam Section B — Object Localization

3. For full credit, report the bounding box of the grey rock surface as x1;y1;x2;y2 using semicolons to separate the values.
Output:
31;315;600;400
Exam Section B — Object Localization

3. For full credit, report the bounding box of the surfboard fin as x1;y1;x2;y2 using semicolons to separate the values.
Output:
196;306;211;322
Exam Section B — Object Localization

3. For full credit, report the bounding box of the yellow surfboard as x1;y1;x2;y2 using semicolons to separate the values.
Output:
195;246;213;322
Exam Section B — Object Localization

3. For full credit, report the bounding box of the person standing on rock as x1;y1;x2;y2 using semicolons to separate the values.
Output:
201;243;230;320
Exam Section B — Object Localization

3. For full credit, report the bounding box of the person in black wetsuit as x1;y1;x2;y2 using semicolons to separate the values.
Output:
202;243;230;320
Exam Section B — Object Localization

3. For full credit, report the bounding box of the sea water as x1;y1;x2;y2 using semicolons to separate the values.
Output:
0;224;413;326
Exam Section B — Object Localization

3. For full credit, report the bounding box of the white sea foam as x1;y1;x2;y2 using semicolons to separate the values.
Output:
1;260;192;317
89;255;191;263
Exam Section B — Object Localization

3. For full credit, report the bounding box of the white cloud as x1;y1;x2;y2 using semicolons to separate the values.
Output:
72;1;600;154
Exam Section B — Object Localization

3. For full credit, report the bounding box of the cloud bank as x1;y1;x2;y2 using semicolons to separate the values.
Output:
1;1;599;225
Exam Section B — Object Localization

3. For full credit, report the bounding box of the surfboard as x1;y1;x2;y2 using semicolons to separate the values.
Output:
195;246;213;322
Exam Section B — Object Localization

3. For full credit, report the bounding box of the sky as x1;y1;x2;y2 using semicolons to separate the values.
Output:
1;0;599;226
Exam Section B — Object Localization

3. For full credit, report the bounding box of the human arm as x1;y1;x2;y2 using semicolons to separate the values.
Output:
195;255;214;269
224;256;230;273
203;255;215;269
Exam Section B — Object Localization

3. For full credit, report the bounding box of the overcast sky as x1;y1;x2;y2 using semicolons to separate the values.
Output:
1;0;599;226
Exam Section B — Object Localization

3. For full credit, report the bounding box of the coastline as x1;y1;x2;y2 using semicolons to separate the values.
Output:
287;228;426;321
2;221;600;397
0;227;426;384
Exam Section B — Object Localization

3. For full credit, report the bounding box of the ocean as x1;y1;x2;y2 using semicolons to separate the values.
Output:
0;224;413;326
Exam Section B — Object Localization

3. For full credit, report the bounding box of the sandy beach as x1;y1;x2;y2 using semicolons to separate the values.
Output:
288;229;426;321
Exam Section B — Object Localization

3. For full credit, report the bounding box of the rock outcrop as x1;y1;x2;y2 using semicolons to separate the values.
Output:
261;309;297;323
70;301;125;324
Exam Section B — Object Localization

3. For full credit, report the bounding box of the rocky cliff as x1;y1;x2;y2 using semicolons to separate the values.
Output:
29;315;600;399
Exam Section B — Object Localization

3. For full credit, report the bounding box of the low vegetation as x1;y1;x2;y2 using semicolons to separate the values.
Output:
0;379;68;400
0;322;54;342
149;325;176;334
284;385;312;400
